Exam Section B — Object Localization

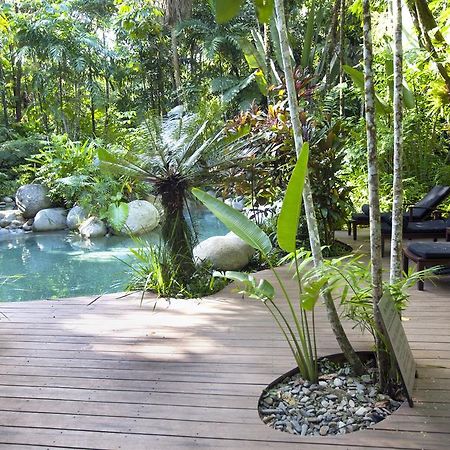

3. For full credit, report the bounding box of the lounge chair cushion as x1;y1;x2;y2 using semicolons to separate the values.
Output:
352;213;369;222
408;242;450;259
407;218;450;233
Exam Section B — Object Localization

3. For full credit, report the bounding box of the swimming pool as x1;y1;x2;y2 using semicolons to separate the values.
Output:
0;210;228;302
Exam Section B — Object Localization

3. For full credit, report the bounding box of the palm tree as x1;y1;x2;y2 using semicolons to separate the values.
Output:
99;112;250;281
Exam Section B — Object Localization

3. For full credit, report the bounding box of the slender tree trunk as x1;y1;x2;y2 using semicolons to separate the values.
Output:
390;0;404;283
11;52;22;122
0;62;8;127
339;0;346;116
362;0;389;391
324;0;340;89
89;68;96;137
274;0;364;375
171;27;182;101
58;62;65;134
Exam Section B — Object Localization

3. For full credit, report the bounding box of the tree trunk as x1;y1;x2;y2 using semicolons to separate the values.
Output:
171;27;182;101
160;187;195;282
89;68;96;137
274;0;364;375
12;53;22;122
324;0;340;89
58;62;66;134
390;0;404;283
0;62;8;127
362;0;389;391
339;0;346;116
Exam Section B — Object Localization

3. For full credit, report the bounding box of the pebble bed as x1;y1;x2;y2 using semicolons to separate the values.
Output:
259;359;403;437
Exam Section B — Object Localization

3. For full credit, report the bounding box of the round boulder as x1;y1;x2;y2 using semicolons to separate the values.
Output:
32;208;68;232
193;232;255;271
79;217;107;239
16;184;52;219
67;206;87;230
116;200;160;235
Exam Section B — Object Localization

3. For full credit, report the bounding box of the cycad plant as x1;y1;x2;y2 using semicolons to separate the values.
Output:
98;112;250;282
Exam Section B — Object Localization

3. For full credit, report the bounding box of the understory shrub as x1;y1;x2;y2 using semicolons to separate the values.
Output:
23;134;148;217
125;240;228;299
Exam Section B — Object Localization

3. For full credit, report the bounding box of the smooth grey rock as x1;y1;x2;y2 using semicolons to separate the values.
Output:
67;206;87;230
193;232;254;271
0;218;10;227
333;378;343;387
33;208;68;232
16;184;52;218
79;217;107;239
300;423;308;436
116;200;160;235
2;197;13;203
319;425;329;436
355;406;368;416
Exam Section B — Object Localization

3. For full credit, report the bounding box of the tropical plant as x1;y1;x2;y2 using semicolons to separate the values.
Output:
124;238;228;299
99;112;251;282
192;146;324;381
25;134;147;218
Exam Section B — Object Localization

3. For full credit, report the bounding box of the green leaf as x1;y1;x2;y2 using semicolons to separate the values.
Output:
214;0;243;23
192;188;272;254
253;0;274;23
300;0;315;69
343;65;390;115
277;143;309;253
107;202;129;231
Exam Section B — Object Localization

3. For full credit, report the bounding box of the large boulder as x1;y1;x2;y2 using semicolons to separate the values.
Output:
193;232;255;271
67;206;87;230
16;184;52;218
79;217;107;239
32;208;68;232
116;200;160;235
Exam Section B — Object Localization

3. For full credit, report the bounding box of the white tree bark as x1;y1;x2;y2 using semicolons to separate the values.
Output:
389;0;404;283
274;0;364;375
362;0;388;390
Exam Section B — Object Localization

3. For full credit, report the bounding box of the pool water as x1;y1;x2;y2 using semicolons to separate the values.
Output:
0;210;228;302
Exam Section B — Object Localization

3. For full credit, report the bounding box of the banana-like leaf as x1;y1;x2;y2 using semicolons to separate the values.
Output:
213;0;243;23
343;65;390;115
253;0;274;23
277;143;309;253
192;188;272;254
215;271;275;301
300;0;315;69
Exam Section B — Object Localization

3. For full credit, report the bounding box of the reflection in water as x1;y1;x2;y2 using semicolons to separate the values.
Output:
0;210;228;302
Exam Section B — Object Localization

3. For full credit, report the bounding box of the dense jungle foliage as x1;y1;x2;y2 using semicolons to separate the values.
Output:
1;0;450;251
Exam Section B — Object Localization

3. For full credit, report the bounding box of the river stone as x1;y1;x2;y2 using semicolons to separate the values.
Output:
193;232;255;271
116;200;160;235
16;184;52;218
67;206;87;230
79;217;107;239
32;208;68;232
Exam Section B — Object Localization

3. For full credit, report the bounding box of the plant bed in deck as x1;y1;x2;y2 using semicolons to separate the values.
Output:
259;352;404;437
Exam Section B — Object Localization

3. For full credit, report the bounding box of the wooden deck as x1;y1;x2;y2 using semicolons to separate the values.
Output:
0;230;449;449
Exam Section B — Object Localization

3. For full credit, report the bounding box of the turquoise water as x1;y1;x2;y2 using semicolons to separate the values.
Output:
0;210;228;302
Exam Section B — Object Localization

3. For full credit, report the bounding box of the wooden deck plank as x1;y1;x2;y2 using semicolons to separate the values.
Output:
0;230;449;449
